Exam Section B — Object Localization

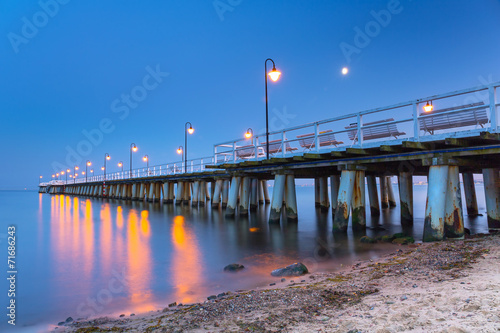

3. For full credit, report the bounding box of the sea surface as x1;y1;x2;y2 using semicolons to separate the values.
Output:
0;184;490;332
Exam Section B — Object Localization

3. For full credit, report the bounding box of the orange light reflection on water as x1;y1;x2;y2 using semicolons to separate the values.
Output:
171;215;204;304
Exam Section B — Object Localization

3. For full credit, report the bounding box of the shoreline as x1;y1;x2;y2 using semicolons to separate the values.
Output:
57;233;500;332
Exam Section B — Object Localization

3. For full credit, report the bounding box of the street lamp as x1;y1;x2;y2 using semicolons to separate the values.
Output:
184;122;194;173
245;128;253;139
130;143;137;178
424;101;433;112
264;58;281;159
39;175;42;184
118;161;123;172
74;166;79;184
143;155;149;174
90;169;94;181
177;146;183;160
104;153;110;180
61;171;66;183
86;161;91;182
56;173;59;180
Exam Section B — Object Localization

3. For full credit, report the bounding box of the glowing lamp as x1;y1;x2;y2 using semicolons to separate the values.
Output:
268;68;281;82
106;155;111;160
244;128;253;139
177;147;183;154
132;146;138;152
188;126;194;134
87;161;91;166
424;101;433;112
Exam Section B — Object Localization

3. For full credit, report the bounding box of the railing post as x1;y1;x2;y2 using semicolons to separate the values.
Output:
489;86;497;132
281;131;285;157
233;141;237;162
314;123;319;152
357;114;363;147
254;137;258;160
413;102;420;140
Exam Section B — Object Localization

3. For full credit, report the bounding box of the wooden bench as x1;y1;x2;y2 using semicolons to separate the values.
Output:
296;130;344;150
419;102;489;135
346;118;406;141
235;145;264;159
261;140;298;155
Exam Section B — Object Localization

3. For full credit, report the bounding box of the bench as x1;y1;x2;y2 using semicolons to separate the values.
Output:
235;145;264;159
346;118;406;141
296;130;344;150
419;102;489;135
261;139;298;155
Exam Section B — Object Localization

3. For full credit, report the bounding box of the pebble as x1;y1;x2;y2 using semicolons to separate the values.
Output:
281;278;286;282
130;313;135;316
386;301;395;304
370;307;374;310
400;295;408;301
460;282;465;284
168;302;177;307
465;298;471;303
119;314;125;317
65;317;73;323
301;280;306;282
269;283;276;286
412;284;418;288
207;295;217;300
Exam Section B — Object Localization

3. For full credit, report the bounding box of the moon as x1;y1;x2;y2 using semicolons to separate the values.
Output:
341;67;348;75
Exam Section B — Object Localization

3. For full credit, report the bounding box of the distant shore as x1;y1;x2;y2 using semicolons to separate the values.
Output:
57;233;499;332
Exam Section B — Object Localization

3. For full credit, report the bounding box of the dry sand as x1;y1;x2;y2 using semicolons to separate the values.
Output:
57;234;500;333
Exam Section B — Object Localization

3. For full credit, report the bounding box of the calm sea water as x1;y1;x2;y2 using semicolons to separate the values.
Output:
0;184;490;332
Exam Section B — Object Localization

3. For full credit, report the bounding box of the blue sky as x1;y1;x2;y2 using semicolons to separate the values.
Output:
1;0;499;189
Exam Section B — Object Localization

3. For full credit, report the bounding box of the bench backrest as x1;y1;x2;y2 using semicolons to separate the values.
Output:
346;118;401;141
236;145;255;157
297;130;336;147
419;102;489;132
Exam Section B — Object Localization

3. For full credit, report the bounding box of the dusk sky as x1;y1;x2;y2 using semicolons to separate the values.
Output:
1;0;499;190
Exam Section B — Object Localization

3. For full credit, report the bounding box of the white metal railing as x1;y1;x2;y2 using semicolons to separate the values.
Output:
214;82;499;163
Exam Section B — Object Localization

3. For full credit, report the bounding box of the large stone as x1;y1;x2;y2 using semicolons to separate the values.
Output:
223;263;245;272
271;263;308;277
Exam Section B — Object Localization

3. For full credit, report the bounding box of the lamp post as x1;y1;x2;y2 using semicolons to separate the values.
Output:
118;161;123;173
184;122;194;173
130;143;137;178
143;155;149;175
177;146;183;161
245;128;253;139
90;169;94;181
104;153;110;180
264;58;281;159
86;161;91;182
61;171;66;183
74;166;79;184
39;175;42;184
56;173;59;180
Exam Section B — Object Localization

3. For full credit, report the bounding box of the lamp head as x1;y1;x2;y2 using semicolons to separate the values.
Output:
424;101;433;112
87;161;91;166
244;128;253;139
268;67;281;82
106;155;111;160
67;169;70;172
143;156;148;161
75;166;79;170
188;126;194;134
101;167;105;170
118;162;122;167
61;171;64;175
177;147;183;154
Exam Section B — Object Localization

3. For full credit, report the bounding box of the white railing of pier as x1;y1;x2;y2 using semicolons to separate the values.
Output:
214;82;499;164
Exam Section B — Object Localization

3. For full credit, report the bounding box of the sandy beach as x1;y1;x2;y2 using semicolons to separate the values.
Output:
57;233;500;333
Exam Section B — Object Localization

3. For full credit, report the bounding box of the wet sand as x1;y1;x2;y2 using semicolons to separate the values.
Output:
57;233;499;333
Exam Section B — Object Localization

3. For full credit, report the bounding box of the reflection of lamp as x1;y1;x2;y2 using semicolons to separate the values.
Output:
424;101;433;112
245;128;253;139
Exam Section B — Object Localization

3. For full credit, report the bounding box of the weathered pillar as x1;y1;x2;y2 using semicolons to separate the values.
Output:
154;183;161;202
319;176;329;212
138;183;145;200
330;175;340;214
366;175;380;216
205;182;210;201
444;166;464;238
131;183;138;200
332;170;356;232
314;178;320;207
226;176;241;217
221;180;229;208
162;183;169;203
386;177;397;208
423;164;449;242
269;174;286;223
175;182;183;205
210;181;215;202
398;172;413;223
262;180;270;203
250;178;258;211
147;183;155;202
169;182;175;203
200;181;207;206
351;171;366;230
462;172;479;216
183;182;190;205
483;168;500;229
122;184;127;200
212;179;223;208
379;176;389;209
192;181;200;206
258;180;264;204
239;177;251;216
285;174;298;221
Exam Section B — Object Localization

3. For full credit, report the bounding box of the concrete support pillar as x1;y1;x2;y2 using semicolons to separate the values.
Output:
462;172;479;216
212;180;223;208
285;175;298;221
269;174;286;223
222;180;229;208
250;179;258;211
182;182;190;205
122;184;127;200
351;171;366;230
330;175;340;214
175;182;183;205
444;166;464;239
483;168;500;229
137;183;143;200
205;182;210;201
98;185;104;197
258;180;264;204
145;183;152;202
262;180;270;204
210;182;215;202
314;178;320;207
398;172;413;223
169;182;175;202
239;177;251;215
154;183;161;202
387;177;397;208
423;165;449;242
162;183;169;203
226;176;241;217
333;170;356;232
192;181;200;206
131;184;138;200
319;176;329;212
379;176;389;209
366;175;380;216
200;181;207;206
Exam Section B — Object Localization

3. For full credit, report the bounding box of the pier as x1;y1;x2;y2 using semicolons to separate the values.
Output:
40;82;500;242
